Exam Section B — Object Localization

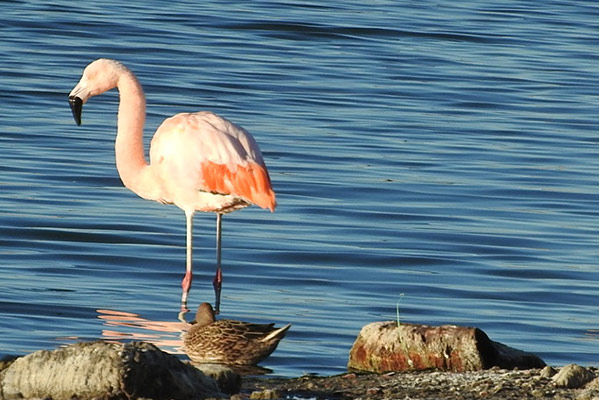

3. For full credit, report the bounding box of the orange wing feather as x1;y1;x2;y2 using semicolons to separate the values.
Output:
151;112;276;212
201;161;276;212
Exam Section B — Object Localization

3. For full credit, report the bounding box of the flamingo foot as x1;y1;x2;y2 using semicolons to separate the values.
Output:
181;271;192;310
213;268;222;315
177;309;189;322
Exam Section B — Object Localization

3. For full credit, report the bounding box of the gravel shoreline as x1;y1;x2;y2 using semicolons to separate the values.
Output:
2;343;598;399
242;366;599;400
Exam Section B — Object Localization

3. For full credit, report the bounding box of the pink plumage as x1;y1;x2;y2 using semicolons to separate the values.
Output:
150;112;276;213
68;59;276;313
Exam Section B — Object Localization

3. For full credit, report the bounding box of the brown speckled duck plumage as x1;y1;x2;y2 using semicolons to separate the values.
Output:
183;302;291;365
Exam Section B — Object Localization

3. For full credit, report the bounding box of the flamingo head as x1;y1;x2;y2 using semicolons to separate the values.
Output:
68;58;126;125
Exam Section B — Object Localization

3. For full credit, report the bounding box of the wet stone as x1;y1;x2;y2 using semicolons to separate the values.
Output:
0;341;224;400
193;363;241;395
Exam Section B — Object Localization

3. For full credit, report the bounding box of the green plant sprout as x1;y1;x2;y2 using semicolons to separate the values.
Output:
396;293;405;346
396;293;405;329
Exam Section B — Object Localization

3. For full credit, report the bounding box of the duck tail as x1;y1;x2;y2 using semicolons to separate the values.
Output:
262;323;291;342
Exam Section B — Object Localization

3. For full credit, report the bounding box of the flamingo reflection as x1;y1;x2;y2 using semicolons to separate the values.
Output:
97;309;189;352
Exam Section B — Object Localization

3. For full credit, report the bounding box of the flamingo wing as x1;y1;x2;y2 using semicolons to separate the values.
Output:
149;111;276;212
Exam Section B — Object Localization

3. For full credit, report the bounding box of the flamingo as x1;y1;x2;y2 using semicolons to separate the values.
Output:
68;58;276;314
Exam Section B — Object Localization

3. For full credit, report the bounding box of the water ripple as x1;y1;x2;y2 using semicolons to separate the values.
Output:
0;0;598;377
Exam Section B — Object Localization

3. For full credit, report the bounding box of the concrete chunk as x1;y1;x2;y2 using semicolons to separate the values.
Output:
348;322;545;373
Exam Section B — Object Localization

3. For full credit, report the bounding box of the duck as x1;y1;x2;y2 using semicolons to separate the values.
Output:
183;302;291;365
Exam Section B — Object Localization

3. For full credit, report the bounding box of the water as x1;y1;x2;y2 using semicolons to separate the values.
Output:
1;1;597;377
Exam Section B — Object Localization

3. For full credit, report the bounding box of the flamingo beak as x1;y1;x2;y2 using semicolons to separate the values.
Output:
68;95;83;126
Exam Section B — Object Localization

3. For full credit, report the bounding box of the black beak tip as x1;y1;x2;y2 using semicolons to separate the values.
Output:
68;95;83;126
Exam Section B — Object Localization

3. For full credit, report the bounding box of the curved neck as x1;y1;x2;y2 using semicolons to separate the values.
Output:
114;69;149;192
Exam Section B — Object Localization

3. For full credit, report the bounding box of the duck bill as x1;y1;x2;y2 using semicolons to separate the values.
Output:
68;95;83;126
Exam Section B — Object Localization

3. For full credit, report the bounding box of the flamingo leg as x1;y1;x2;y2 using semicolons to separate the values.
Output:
181;210;194;310
213;213;223;314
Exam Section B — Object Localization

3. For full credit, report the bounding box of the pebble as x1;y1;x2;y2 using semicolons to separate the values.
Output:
243;366;599;400
250;389;281;399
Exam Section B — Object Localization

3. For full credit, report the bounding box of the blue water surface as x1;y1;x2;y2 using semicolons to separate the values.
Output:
0;1;598;377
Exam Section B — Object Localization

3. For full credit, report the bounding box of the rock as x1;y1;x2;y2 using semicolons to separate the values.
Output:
587;377;599;389
552;364;596;389
193;363;242;394
0;341;224;399
347;321;546;373
0;355;18;373
250;388;281;399
578;377;599;400
540;365;558;378
243;367;599;400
